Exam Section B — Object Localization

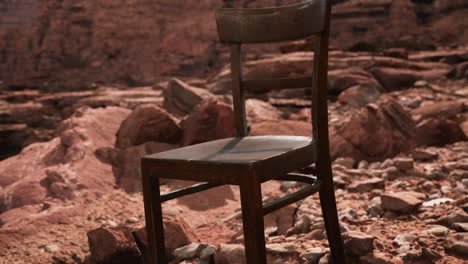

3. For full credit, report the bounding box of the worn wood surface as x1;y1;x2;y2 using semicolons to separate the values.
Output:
142;136;316;185
216;0;326;43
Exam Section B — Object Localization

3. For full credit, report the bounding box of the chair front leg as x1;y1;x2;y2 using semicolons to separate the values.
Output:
239;174;267;264
318;164;346;264
142;171;167;264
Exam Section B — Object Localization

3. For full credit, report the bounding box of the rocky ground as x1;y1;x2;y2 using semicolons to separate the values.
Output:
0;42;467;264
1;1;468;263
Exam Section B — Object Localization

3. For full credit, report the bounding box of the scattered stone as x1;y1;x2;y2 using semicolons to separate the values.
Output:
215;244;245;264
288;214;311;235
454;223;468;232
434;211;468;228
422;198;454;207
299;247;326;264
343;231;375;256
44;244;59;253
115;104;182;148
87;228;138;263
393;233;417;248
358;160;369;169
380;159;394;170
368;197;384;218
266;243;297;254
425;225;449;237
381;192;423;213
444;233;468;258
333;157;356;169
414;80;428;87
393;157;413;171
412;149;438;161
349;178;385;193
133;216;198;256
172;243;208;261
199;245;217;264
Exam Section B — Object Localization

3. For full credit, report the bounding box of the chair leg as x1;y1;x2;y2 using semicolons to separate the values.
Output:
239;175;267;264
318;165;346;264
142;172;167;264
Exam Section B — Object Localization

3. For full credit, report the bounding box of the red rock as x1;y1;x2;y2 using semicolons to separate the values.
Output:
245;99;282;123
414;118;466;146
448;61;468;79
250;120;312;137
87;227;138;263
116;104;182;148
163;78;215;116
444;233;468;258
207;52;314;94
337;83;381;108
133;216;198;256
215;244;246;264
181;100;235;146
330;97;415;162
328;68;378;95
113;142;177;192
370;67;449;91
411;101;465;119
0;107;129;246
381;192;423;213
343;231;375;256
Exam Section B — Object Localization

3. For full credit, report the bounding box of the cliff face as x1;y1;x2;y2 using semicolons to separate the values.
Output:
0;0;224;87
0;0;467;87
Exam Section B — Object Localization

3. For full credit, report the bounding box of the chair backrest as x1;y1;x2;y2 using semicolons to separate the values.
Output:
215;0;332;147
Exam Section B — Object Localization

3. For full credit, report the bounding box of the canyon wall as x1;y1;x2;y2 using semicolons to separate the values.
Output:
0;0;467;87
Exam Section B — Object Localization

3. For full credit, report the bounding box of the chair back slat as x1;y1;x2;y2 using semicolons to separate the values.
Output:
243;77;312;92
216;0;327;43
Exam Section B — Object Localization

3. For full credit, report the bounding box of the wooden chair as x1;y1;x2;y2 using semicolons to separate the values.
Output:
139;1;346;263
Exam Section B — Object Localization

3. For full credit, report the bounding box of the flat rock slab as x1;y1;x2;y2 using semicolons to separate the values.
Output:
381;192;423;213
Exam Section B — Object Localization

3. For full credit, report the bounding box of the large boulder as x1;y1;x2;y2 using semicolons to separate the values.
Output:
102;142;178;193
163;78;215;116
245;99;282;123
330;96;415;162
337;82;382;108
181;100;236;146
414;118;466;146
115;104;182;148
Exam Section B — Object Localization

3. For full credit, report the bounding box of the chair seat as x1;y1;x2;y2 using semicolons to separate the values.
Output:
142;135;316;185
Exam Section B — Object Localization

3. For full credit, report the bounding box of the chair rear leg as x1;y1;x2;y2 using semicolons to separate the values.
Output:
239;176;267;264
142;172;167;264
318;165;346;264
